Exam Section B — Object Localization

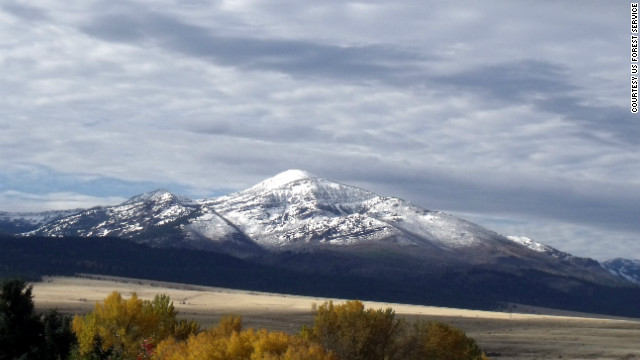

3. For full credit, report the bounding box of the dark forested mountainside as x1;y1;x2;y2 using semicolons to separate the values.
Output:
2;234;639;318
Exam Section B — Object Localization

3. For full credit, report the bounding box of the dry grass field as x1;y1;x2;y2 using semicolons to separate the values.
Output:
31;275;640;360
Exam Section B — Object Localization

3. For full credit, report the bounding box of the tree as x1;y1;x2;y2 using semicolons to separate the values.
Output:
40;310;76;360
401;320;488;360
303;300;403;360
71;292;488;360
0;279;75;360
153;315;337;360
0;279;43;360
71;292;199;360
304;300;488;360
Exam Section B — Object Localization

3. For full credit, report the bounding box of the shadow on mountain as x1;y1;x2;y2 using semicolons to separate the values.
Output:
2;234;639;318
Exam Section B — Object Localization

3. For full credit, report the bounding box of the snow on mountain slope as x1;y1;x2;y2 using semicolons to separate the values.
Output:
180;205;265;256
201;170;513;254
363;196;499;248
602;258;640;285
184;210;236;241
506;235;572;260
30;190;198;238
200;170;380;246
23;189;263;255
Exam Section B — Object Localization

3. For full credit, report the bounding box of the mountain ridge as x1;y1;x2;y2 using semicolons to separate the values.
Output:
1;170;636;291
602;258;640;286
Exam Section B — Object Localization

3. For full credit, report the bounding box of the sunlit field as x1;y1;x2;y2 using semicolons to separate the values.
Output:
31;275;640;360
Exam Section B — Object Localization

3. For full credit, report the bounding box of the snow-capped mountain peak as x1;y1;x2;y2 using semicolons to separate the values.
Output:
248;169;317;192
212;170;378;210
122;189;192;205
203;171;384;248
199;171;518;252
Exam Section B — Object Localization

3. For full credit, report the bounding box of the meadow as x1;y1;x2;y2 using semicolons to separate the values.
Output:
32;276;640;360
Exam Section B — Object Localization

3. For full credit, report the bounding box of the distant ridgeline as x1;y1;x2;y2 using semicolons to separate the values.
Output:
2;234;640;318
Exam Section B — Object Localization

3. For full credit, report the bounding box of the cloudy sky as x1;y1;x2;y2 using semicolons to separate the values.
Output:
1;1;638;260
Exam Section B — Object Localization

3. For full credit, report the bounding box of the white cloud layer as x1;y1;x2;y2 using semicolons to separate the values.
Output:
1;1;638;260
0;190;126;213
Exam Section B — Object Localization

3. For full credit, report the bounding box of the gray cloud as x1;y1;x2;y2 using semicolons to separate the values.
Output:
434;61;576;103
80;11;431;86
1;2;48;21
435;60;640;145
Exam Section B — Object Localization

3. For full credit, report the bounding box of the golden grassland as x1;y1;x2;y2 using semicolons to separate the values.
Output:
32;276;640;360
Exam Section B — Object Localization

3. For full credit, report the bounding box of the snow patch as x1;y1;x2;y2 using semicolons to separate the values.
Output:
506;236;548;252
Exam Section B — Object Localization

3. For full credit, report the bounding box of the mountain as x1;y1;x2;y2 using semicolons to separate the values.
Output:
205;169;500;251
6;170;624;281
2;169;639;316
26;189;195;240
25;189;262;257
200;170;615;283
602;258;640;285
0;209;81;234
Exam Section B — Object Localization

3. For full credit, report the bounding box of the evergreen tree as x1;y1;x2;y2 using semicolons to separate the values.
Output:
0;279;43;360
0;279;76;360
40;310;76;360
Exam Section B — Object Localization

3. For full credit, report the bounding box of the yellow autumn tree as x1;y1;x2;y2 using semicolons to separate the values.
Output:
302;300;403;360
71;292;199;360
404;320;489;360
72;294;487;360
153;315;337;360
304;300;488;360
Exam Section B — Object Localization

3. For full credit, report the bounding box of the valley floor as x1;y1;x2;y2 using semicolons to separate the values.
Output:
31;275;640;360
